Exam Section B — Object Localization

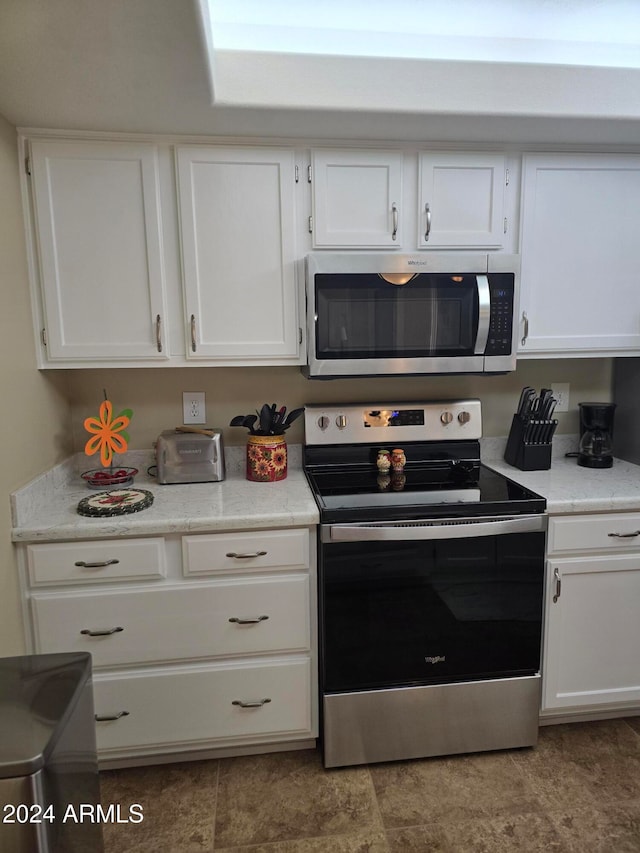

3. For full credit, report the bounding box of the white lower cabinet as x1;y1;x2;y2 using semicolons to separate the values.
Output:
542;513;640;717
93;658;312;752
20;528;317;764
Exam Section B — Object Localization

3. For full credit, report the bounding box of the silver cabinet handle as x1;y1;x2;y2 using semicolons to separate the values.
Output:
95;711;130;722
229;615;269;625
553;567;561;603
80;626;124;637
608;530;640;538
226;551;267;559
74;559;119;568
190;314;197;352
521;311;529;346
391;202;398;241
232;698;271;708
424;203;432;241
155;313;162;353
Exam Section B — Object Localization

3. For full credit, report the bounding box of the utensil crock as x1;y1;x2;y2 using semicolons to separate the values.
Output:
246;435;287;482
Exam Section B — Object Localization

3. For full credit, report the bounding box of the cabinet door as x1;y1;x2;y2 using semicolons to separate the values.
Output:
519;154;640;356
418;152;505;248
543;554;640;711
176;146;299;361
311;149;403;247
29;140;169;362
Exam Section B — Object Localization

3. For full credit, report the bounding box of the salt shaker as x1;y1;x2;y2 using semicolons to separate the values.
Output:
376;449;391;473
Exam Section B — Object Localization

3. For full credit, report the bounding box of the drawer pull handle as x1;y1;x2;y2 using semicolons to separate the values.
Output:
608;531;640;538
95;711;130;722
553;567;561;603
228;615;269;625
74;559;120;568
226;551;267;559
80;626;124;637
232;698;271;709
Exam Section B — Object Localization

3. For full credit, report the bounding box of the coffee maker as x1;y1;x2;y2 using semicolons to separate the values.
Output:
577;402;616;468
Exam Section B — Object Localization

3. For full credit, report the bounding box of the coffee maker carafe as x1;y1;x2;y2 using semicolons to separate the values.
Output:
578;402;616;468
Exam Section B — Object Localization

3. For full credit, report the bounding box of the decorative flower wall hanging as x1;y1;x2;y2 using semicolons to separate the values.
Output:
84;393;133;468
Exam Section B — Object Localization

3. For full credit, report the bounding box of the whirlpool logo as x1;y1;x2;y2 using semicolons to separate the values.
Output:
425;655;446;664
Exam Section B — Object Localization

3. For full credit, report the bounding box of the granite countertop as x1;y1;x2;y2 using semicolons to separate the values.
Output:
11;447;319;543
11;437;640;544
483;435;640;515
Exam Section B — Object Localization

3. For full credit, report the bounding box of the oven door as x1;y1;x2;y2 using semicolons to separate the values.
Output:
319;515;546;694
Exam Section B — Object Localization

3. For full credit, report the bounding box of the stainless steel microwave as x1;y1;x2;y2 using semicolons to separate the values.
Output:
303;253;520;379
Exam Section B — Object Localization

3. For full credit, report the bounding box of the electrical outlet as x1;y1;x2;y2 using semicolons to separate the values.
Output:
551;383;569;413
182;392;206;424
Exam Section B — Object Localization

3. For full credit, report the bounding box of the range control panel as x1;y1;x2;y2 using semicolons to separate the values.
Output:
304;400;482;445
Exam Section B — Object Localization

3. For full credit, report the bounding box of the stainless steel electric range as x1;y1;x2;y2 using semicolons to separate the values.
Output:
303;400;547;768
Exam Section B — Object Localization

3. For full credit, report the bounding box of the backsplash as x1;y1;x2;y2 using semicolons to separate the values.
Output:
64;359;613;455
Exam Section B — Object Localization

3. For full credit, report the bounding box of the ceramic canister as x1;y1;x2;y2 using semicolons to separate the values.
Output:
246;435;288;482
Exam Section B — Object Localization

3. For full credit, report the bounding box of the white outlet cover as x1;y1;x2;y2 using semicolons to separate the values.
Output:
183;391;206;424
551;383;569;413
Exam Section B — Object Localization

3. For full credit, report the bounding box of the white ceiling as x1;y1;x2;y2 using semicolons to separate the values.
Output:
3;0;640;145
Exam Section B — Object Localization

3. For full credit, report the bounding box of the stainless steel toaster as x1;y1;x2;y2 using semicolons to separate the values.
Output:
156;429;225;484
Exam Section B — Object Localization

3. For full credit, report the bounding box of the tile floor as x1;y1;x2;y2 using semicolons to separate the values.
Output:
100;716;640;852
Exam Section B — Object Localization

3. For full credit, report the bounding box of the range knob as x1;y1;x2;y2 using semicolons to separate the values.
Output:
317;415;330;431
440;411;453;425
336;414;348;429
458;411;471;425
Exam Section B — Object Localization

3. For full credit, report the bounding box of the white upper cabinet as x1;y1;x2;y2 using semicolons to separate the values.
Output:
519;153;640;357
310;149;403;248
176;146;300;362
418;152;506;249
29;140;170;362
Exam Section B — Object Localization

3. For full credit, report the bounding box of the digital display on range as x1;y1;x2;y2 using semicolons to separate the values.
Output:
363;409;425;427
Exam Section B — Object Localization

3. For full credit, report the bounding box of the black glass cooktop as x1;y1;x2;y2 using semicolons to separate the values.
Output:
305;464;546;523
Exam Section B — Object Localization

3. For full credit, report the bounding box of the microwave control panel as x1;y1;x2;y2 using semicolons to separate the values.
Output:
485;275;515;356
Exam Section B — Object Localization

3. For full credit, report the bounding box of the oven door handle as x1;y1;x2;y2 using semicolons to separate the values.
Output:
326;515;546;542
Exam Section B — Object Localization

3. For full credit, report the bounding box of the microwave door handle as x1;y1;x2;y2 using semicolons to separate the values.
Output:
474;274;491;355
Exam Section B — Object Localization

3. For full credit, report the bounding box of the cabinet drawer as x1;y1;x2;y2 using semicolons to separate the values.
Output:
548;513;640;554
93;658;312;753
31;576;310;666
27;538;166;585
183;529;309;576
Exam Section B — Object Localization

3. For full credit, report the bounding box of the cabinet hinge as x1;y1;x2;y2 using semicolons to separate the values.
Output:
25;156;31;177
41;328;47;347
505;168;510;187
504;217;508;234
307;165;312;183
295;165;299;183
308;215;313;233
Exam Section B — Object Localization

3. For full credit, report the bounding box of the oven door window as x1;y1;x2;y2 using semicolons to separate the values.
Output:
320;531;544;693
314;273;479;359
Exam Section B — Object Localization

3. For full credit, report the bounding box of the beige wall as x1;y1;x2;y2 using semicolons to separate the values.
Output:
0;114;71;655
65;359;612;454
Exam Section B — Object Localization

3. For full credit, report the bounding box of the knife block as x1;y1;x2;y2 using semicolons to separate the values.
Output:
504;415;555;471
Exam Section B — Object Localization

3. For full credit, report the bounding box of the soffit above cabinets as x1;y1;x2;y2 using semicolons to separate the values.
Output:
3;0;640;144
